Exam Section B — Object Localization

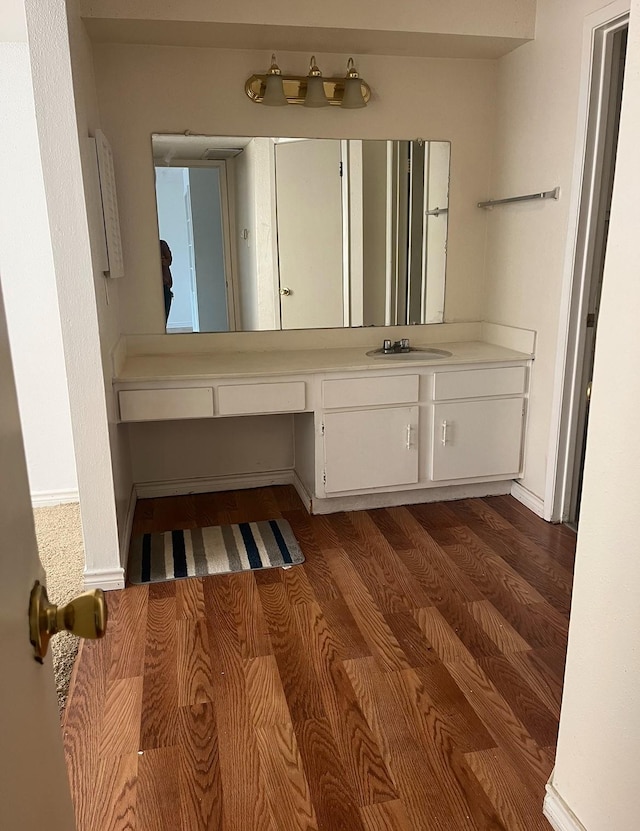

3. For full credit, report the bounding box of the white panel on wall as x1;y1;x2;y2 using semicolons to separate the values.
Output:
85;137;109;273
94;128;124;278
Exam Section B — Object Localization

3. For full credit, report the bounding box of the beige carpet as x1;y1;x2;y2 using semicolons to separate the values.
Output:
33;502;84;714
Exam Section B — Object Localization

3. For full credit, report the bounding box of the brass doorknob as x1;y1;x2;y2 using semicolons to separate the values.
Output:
29;580;108;662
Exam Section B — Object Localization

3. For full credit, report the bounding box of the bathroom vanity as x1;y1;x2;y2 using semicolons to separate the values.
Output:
114;336;532;514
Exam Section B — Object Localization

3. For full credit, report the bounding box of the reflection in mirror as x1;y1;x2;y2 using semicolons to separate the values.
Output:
152;135;450;333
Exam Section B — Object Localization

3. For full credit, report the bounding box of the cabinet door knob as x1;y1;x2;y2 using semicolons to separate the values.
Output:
279;287;292;296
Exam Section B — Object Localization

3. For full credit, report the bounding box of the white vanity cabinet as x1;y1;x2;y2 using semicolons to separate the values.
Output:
319;374;420;494
429;367;527;482
113;340;532;514
323;406;419;493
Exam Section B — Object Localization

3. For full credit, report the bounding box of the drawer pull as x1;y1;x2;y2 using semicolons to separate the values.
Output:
441;420;448;446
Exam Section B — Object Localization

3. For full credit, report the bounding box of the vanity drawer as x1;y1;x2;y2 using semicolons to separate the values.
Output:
119;388;214;422
433;367;526;401
217;381;306;416
322;374;419;409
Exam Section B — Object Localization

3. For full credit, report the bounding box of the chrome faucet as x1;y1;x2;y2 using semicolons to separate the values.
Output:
382;338;411;354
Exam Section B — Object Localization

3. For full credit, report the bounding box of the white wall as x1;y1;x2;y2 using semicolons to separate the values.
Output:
24;0;129;587
155;167;194;331
80;0;537;43
550;3;640;827
66;0;134;572
484;0;622;502
0;14;78;503
91;44;497;335
0;0;27;42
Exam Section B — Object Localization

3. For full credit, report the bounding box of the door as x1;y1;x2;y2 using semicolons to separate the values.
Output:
323;406;419;493
275;140;344;329
569;26;627;526
431;398;524;481
0;282;76;829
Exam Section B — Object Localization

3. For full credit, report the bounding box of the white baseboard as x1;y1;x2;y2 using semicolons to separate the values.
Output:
31;488;79;507
292;472;313;512
84;566;125;591
310;481;512;515
119;486;137;569
511;481;545;518
544;784;587;831
135;470;295;499
134;473;514;516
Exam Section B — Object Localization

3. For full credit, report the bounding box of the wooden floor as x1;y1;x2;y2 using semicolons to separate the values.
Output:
63;487;575;831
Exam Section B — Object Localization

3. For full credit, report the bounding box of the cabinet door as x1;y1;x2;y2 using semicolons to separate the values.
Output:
431;398;524;481
324;406;419;494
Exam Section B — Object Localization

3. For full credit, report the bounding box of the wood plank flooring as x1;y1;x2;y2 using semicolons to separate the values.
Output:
63;487;575;831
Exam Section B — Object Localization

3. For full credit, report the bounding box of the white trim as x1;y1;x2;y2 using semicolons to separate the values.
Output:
83;566;125;592
292;471;313;513
119;486;137;569
135;469;294;499
132;471;516;516
545;0;630;522
214;160;238;332
340;139;351;327
511;481;545;518
348;140;364;327
544;784;587;831
31;488;79;507
267;140;281;330
166;323;194;333
309;480;512;515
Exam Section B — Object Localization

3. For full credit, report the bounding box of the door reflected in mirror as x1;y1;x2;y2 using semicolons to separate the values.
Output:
152;134;450;333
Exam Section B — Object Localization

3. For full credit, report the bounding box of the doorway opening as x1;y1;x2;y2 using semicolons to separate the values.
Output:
547;9;629;527
154;161;237;334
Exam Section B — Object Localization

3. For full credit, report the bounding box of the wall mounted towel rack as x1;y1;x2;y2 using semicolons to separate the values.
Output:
478;186;560;209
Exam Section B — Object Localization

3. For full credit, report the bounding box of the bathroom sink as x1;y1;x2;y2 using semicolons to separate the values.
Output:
365;347;453;359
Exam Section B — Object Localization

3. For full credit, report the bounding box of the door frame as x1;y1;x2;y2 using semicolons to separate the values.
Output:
156;158;239;332
182;172;201;333
544;0;630;522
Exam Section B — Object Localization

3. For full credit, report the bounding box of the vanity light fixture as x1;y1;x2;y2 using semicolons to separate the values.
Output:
303;56;329;108
261;54;288;107
245;54;371;108
340;58;367;109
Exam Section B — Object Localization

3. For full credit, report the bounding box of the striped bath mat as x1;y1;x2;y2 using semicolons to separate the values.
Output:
128;520;304;585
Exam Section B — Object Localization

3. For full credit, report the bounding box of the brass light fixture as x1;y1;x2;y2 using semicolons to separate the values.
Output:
341;57;367;109
245;54;371;108
304;56;329;108
261;54;288;107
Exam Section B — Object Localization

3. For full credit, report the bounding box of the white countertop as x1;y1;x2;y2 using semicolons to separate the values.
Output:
114;340;533;384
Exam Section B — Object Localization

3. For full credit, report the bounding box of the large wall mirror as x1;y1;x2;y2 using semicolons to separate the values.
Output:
152;134;450;333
